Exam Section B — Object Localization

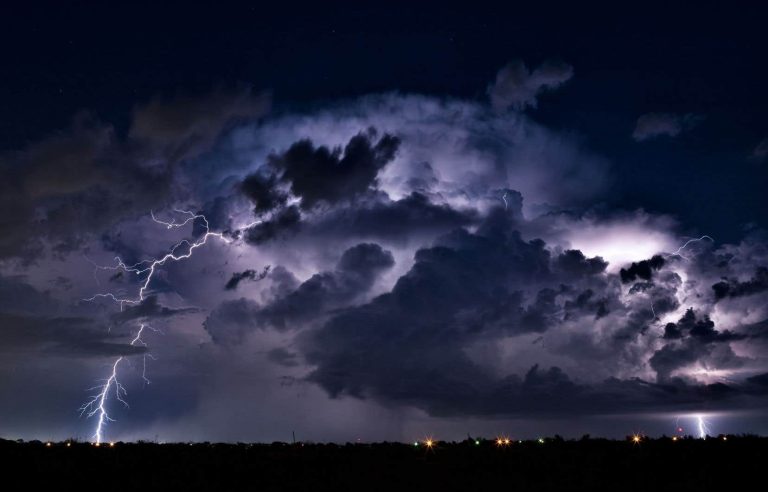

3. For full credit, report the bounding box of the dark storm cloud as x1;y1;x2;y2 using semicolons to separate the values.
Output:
202;297;260;346
631;112;702;141
265;129;400;210
661;308;745;343
619;255;665;283
266;347;300;367
300;213;566;411
0;312;146;358
562;289;610;320
293;209;768;416
110;296;200;324
0;275;58;314
239;184;475;246
243;205;302;245
0;276;141;357
0;88;269;261
488;60;573;111
652;308;747;382
240;173;287;215
712;267;768;301
129;86;270;163
205;243;394;343
225;266;271;290
553;249;608;277
249;242;394;330
307;192;477;242
264;265;301;299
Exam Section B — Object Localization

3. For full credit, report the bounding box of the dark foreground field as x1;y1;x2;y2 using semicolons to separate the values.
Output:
2;436;763;491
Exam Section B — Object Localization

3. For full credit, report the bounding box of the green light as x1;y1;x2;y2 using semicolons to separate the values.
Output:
475;440;480;445
538;438;545;444
414;442;418;446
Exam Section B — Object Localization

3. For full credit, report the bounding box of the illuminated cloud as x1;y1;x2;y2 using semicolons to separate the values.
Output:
0;52;767;442
632;112;702;141
487;60;574;111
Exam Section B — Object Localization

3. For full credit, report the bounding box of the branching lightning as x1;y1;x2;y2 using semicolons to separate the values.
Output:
695;414;710;439
79;324;154;444
80;209;229;443
675;414;711;439
84;210;229;310
669;235;714;260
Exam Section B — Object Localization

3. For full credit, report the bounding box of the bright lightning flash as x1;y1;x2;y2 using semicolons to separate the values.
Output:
80;210;229;444
695;414;710;439
84;210;228;309
79;324;154;444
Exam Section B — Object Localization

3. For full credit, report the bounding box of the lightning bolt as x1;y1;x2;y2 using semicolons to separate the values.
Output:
649;302;658;322
79;323;154;444
84;210;229;309
695;414;710;439
80;209;230;443
675;414;710;439
645;235;714;325
669;235;714;260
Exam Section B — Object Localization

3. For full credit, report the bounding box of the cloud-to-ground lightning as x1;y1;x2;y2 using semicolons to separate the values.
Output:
79;324;154;444
695;414;710;439
80;210;229;443
674;414;711;439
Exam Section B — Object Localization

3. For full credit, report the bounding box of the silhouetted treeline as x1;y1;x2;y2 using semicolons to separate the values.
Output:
1;435;764;491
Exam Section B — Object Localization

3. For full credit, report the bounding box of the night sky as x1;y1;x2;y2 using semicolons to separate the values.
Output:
1;2;768;443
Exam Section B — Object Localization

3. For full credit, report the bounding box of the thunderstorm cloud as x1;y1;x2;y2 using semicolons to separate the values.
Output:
1;31;767;443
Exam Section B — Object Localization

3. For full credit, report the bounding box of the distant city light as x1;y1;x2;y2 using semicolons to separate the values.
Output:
496;436;511;447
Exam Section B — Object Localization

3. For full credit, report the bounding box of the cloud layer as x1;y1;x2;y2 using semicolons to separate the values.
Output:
1;62;767;441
